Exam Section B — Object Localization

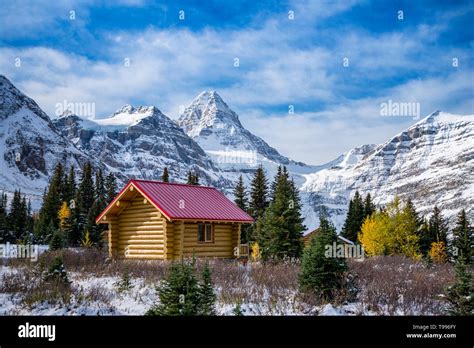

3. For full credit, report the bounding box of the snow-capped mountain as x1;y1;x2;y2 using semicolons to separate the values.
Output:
0;75;90;206
1;75;472;232
301;111;474;228
177;91;312;171
53;104;223;186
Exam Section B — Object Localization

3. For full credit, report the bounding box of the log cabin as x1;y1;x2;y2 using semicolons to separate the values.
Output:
95;179;253;260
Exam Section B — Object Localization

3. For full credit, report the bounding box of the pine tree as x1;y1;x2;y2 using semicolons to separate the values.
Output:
299;214;347;300
105;172;117;205
77;162;94;214
64;166;76;204
49;231;63;250
146;261;201;316
234;175;247;211
233;175;250;244
248;166;268;242
34;163;66;240
186;171;199;185
341;191;364;243
452;209;473;263
270;166;282;200
162;167;170;182
257;167;304;260
363;193;375;217
445;257;473;315
7;190;28;242
95;168;106;210
198;263;216;315
419;218;432;256
0;193;9;242
429;206;448;245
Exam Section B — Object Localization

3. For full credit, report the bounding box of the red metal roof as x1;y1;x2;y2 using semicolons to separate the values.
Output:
96;179;254;223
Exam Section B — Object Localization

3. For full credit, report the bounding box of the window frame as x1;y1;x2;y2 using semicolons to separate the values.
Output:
197;223;214;243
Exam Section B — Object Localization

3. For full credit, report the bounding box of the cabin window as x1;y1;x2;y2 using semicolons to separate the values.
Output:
198;223;214;243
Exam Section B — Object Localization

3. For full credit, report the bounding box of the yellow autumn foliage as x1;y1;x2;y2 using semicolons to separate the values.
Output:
428;241;448;263
58;201;71;231
250;242;261;262
358;197;422;259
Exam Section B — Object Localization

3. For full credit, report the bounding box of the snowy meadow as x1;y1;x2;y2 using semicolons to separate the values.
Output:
0;248;458;316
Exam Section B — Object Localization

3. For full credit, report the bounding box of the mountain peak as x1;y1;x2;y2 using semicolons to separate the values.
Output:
0;75;51;123
178;90;242;138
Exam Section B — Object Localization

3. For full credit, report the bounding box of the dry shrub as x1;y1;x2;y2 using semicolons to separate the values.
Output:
348;255;454;315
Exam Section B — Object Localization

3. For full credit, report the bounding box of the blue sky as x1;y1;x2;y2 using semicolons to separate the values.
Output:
0;0;473;164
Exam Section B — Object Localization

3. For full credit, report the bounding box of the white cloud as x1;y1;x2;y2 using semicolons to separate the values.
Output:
0;1;472;165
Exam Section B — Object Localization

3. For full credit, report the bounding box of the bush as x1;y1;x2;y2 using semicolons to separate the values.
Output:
43;256;71;284
146;259;216;316
115;271;132;292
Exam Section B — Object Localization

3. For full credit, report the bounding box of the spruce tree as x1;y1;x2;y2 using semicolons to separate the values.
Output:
105;172;117;205
7;190;28;242
452;209;473;263
341;191;364;243
445;257;473;315
299;214;348;300
363;193;375;217
64;166;76;204
34;163;66;240
257;167;304;260
234;175;247;211
77;162;94;214
419;218;433;256
198;263;216;315
162;167;170;182
429;206;448;245
146;261;201;316
233;175;250;243
249;166;268;220
186;171;200;185
95;168;106;210
0;193;8;242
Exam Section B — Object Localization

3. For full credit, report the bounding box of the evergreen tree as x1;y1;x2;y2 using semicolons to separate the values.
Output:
445;257;473;315
249;166;268;220
77;162;94;214
146;261;201;316
233;175;250;244
105;172;117;205
341;191;364;243
34;163;66;240
95;168;106;210
419;218;433;256
7;190;28;242
270;165;282;200
198;263;216;315
256;167;304;260
299;214;348;300
49;231;63;250
186;171;199;185
233;175;247;211
429;206;448;245
162;167;170;182
363;193;376;217
452;209;473;263
64;166;76;204
0;193;9;242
